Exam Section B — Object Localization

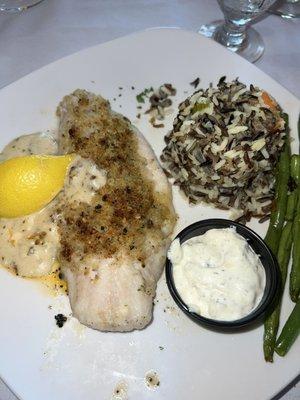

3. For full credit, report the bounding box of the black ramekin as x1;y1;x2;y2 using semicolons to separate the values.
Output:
165;218;281;330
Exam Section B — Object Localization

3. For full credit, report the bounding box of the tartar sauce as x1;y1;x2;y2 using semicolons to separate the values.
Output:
168;228;265;321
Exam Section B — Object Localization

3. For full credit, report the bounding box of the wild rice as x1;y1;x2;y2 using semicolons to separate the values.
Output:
160;77;286;218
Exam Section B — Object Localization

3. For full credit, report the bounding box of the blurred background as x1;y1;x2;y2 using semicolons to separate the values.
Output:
0;0;299;96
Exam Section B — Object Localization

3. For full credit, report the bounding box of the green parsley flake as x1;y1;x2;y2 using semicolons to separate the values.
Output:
136;87;154;103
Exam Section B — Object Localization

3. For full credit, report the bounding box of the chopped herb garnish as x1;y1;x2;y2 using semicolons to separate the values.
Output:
136;87;154;103
54;313;67;328
190;77;200;88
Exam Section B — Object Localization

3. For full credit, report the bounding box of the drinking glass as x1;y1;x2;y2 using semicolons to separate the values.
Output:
0;0;44;12
199;0;277;63
270;0;300;18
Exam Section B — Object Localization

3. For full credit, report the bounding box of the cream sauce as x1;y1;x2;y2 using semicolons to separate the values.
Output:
0;132;106;278
0;131;58;160
0;211;59;277
63;158;106;204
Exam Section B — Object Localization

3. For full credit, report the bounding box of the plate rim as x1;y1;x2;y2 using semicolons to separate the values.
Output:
0;27;299;105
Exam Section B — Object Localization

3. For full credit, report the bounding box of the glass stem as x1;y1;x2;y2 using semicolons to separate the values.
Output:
215;18;247;50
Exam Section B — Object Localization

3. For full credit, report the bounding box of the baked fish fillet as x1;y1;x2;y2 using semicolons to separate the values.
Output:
56;89;176;332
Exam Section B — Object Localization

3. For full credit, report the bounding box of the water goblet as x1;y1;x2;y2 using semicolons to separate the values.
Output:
271;0;300;18
0;0;44;12
199;0;278;63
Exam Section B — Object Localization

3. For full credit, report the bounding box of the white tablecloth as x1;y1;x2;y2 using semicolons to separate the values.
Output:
0;1;299;399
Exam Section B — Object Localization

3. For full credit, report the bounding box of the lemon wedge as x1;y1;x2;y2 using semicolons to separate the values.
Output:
0;154;74;218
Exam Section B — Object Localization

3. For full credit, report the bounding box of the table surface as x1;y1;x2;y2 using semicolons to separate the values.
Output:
0;1;299;399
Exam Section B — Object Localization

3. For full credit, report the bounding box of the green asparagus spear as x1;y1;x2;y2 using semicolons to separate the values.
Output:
263;116;292;362
290;150;300;301
275;297;300;356
263;221;293;362
274;117;300;358
264;116;290;256
285;155;300;222
298;113;300;152
289;117;300;302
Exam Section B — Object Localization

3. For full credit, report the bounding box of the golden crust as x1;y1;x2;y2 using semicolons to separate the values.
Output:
56;90;176;268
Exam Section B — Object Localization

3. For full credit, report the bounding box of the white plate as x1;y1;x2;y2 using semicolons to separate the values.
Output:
0;28;299;400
